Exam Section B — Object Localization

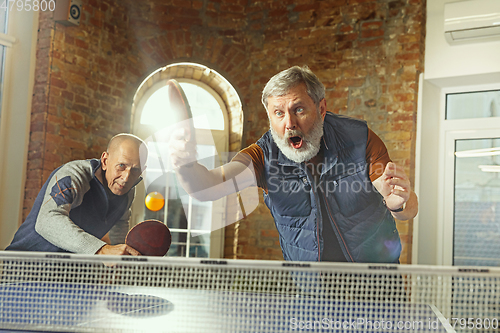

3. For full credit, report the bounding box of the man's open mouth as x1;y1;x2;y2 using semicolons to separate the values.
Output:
289;136;303;149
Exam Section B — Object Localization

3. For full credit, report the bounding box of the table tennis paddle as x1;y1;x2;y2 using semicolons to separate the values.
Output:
125;220;171;256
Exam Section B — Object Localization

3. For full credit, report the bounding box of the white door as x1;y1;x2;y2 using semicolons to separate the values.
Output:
443;129;500;266
441;89;500;266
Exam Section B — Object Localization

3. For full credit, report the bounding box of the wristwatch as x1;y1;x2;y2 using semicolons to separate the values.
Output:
383;199;404;213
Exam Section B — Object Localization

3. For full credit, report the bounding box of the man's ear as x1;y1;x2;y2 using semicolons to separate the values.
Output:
319;98;327;120
101;151;109;171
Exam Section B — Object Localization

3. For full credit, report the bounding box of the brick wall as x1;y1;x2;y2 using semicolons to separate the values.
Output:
25;3;145;217
26;0;425;263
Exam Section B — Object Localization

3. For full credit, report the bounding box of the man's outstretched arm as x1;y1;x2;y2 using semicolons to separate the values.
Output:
169;128;256;202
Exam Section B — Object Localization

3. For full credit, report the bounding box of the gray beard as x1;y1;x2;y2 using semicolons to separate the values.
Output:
270;116;324;163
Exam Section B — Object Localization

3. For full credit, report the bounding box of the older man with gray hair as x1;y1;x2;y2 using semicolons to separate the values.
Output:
170;66;418;263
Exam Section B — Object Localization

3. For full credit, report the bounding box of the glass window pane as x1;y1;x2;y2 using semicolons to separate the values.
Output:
140;86;184;126
189;234;209;258
454;138;500;266
0;45;6;120
190;200;212;231
179;82;224;130
196;144;216;169
142;141;216;258
446;90;500;120
0;10;7;124
166;197;188;230
167;231;187;257
166;233;210;258
0;9;7;34
140;84;225;130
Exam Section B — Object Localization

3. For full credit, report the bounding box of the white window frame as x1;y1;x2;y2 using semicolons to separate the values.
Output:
0;9;38;249
438;84;500;265
131;78;229;259
0;32;16;47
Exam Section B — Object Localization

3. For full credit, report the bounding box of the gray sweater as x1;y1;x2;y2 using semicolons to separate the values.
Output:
6;159;137;254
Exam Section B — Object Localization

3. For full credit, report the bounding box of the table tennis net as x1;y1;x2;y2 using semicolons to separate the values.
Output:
0;252;499;332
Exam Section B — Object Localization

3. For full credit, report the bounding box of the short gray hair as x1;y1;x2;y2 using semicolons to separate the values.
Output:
261;66;325;111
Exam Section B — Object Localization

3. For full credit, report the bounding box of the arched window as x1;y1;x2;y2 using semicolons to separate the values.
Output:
140;81;225;131
130;63;243;258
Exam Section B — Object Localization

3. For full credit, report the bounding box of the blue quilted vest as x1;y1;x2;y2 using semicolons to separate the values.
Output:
257;112;401;263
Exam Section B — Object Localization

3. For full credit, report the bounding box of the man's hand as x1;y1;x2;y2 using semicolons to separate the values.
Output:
375;162;410;210
373;162;418;220
169;127;197;169
95;244;141;256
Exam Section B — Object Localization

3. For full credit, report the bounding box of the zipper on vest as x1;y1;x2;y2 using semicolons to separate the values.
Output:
316;211;321;261
304;170;322;261
319;186;354;262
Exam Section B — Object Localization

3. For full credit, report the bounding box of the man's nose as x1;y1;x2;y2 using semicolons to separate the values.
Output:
122;169;131;182
284;112;296;130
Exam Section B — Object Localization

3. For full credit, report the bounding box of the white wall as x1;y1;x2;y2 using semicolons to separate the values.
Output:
0;11;38;249
425;0;500;83
415;0;500;264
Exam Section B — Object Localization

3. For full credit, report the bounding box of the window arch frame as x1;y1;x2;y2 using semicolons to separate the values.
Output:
129;62;243;259
131;62;244;152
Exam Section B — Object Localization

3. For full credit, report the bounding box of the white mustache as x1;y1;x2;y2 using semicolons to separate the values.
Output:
284;130;303;139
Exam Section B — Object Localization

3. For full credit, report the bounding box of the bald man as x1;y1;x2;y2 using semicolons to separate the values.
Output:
6;134;148;255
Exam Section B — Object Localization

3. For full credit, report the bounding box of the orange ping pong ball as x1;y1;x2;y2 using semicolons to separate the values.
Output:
145;191;165;211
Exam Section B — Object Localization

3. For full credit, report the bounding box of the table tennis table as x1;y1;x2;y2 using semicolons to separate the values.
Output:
1;252;498;332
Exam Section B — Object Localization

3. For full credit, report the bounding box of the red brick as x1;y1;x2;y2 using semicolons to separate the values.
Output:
172;0;191;9
396;52;420;61
75;39;88;49
361;21;383;30
50;77;67;89
294;4;318;12
357;37;384;48
361;29;384;38
221;4;244;12
257;228;274;238
98;84;112;95
70;112;84;123
44;151;63;164
61;90;74;101
192;0;203;10
67;74;86;87
339;24;354;33
89;18;102;28
397;34;418;44
64;139;87;150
